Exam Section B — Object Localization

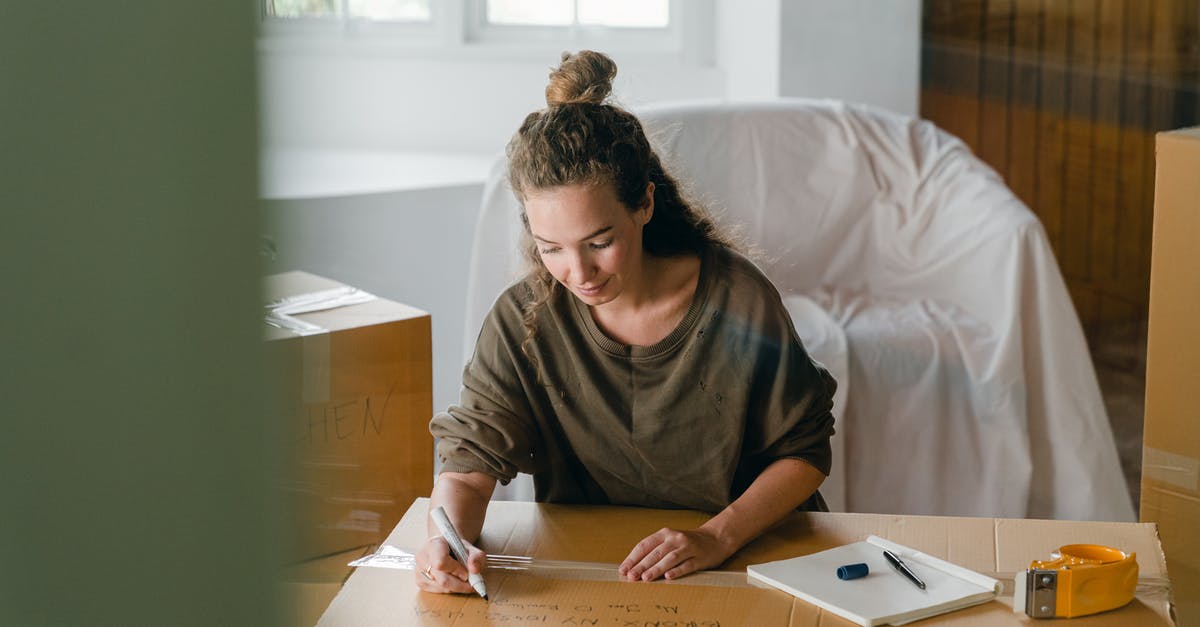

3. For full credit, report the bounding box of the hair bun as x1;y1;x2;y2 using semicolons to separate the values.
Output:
545;50;617;106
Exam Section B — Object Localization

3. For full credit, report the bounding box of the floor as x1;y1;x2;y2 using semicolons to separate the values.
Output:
1087;320;1148;516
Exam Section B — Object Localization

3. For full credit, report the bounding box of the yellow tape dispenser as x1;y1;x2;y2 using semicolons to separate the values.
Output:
1014;544;1138;618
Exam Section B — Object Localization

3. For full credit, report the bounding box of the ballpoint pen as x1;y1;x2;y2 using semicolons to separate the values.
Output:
431;506;490;601
883;549;926;590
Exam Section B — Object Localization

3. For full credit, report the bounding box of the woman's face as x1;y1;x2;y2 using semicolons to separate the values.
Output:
523;182;652;307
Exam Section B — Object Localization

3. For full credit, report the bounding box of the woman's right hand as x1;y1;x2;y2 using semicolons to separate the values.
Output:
414;534;488;594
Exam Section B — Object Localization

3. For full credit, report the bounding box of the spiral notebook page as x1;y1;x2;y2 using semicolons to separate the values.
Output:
746;535;1001;627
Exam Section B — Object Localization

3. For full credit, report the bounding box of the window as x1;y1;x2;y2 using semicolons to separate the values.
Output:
263;0;668;27
260;0;711;65
485;0;669;28
264;0;431;22
260;0;437;43
464;0;698;61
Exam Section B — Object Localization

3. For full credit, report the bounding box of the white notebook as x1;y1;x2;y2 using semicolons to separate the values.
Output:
747;535;1001;626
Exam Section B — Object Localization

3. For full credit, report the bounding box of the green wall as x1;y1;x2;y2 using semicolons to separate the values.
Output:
1;3;277;625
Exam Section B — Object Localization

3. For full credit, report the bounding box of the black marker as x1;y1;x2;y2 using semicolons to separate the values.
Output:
883;549;926;590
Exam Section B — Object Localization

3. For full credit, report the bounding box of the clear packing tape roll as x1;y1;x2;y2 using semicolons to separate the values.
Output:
350;545;1173;604
351;545;750;588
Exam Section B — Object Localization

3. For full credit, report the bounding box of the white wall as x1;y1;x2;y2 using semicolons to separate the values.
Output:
716;0;781;101
259;52;725;154
778;0;921;115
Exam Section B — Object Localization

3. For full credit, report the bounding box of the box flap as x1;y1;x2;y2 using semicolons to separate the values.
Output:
263;271;428;341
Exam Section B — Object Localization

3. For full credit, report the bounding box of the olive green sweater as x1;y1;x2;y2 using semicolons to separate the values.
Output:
431;246;836;513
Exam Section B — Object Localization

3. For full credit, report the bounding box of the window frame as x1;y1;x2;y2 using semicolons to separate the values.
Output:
259;0;442;46
257;0;714;66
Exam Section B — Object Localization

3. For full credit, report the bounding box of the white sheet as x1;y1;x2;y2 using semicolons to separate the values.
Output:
461;99;1135;521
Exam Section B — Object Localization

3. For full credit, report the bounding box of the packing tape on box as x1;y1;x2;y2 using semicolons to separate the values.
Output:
952;571;1170;604
263;286;378;337
348;545;1174;603
264;286;377;402
267;286;377;317
1142;446;1199;492
265;311;327;336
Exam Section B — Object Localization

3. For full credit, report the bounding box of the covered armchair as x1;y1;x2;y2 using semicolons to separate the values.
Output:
461;99;1134;521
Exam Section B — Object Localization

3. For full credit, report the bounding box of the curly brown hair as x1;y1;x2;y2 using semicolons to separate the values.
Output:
506;50;735;368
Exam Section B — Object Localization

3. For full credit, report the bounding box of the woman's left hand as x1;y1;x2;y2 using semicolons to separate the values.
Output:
618;527;735;582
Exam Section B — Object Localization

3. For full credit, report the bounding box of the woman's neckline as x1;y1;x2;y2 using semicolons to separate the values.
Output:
570;246;715;359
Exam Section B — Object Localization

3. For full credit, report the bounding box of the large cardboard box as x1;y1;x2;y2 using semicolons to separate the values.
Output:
265;271;433;563
317;499;1173;626
1144;127;1200;627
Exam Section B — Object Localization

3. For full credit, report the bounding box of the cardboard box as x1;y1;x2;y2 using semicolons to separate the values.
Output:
265;271;433;563
277;546;369;627
317;499;1173;626
1144;127;1200;627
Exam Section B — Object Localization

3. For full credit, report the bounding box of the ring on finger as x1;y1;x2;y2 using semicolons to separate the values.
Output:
421;565;434;581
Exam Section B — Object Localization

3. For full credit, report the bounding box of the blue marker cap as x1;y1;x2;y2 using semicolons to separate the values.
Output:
837;563;869;580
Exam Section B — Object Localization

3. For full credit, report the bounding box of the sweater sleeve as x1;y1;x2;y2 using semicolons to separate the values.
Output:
429;295;540;485
744;286;838;477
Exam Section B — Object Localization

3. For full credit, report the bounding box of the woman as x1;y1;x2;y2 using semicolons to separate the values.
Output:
417;50;835;594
